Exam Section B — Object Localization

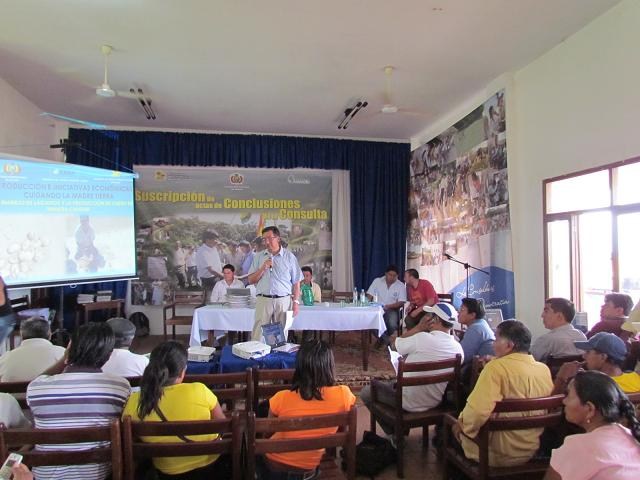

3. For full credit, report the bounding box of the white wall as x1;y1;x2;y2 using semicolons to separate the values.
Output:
0;76;67;162
412;0;640;338
0;76;68;303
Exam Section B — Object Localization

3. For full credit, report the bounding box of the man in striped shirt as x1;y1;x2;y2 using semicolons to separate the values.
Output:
27;322;131;480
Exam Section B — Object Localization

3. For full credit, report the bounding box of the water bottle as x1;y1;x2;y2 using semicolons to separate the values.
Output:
373;292;378;304
352;287;358;305
360;289;366;305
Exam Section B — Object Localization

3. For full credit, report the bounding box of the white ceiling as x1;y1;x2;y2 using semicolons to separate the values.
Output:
0;0;620;141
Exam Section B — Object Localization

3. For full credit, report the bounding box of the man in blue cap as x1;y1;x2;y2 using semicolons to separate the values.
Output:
553;332;640;394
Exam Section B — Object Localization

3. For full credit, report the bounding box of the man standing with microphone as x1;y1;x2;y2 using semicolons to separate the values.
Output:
248;226;302;342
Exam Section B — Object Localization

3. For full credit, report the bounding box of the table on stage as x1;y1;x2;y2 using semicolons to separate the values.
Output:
190;303;386;370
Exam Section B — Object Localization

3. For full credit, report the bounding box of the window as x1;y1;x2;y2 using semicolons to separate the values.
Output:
544;158;640;328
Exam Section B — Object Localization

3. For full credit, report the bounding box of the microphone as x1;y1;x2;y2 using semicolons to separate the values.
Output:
268;253;273;271
443;253;452;260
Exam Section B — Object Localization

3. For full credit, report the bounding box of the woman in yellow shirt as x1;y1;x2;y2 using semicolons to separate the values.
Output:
122;341;228;479
259;340;356;479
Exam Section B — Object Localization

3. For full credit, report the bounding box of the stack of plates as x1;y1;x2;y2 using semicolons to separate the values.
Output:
225;293;255;308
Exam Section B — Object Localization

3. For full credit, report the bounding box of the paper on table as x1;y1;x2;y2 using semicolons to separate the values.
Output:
388;346;402;375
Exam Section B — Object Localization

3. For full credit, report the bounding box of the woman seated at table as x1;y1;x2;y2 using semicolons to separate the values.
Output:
544;370;640;480
259;340;356;480
122;341;229;480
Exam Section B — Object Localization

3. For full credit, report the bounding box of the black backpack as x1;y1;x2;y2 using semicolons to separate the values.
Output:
342;430;396;478
129;312;150;337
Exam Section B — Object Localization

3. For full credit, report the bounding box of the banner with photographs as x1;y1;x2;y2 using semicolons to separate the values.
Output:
407;90;515;318
132;166;333;305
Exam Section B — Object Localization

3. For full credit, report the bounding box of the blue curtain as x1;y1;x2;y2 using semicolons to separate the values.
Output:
67;129;410;290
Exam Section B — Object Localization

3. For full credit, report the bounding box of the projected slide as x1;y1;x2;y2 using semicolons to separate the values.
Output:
0;155;137;288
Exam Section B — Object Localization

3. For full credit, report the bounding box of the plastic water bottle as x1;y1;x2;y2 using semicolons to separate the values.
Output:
352;287;358;305
373;292;378;303
360;289;366;305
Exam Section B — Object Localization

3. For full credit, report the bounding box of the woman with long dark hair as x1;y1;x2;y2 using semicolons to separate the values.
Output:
122;341;227;480
544;370;640;479
259;340;356;480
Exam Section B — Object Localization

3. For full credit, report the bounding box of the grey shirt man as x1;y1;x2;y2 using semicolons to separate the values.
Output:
531;323;587;362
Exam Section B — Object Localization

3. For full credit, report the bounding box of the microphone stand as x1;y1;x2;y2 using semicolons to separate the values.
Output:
443;254;490;297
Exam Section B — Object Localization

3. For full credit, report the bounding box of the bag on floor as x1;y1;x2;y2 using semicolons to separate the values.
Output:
342;430;396;477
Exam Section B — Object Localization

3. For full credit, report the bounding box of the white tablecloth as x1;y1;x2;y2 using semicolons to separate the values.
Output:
190;303;386;346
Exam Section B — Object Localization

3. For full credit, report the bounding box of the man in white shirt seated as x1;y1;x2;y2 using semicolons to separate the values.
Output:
367;265;407;348
210;264;246;303
101;317;149;377
0;317;65;382
360;302;464;436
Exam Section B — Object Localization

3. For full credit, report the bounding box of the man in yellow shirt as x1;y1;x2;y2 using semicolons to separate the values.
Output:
453;320;553;467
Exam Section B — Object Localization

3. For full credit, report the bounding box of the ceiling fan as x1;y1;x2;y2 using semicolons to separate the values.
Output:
377;65;427;116
93;45;156;119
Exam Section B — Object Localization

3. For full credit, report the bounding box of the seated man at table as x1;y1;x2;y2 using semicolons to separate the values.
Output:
360;302;464;438
531;297;586;362
0;317;65;381
210;264;245;303
301;266;322;303
102;317;149;377
452;320;553;467
367;265;407;348
403;268;438;330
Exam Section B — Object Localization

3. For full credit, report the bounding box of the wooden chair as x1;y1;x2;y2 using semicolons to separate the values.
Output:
252;368;295;412
369;354;462;478
438;293;454;304
628;391;640;414
545;354;584;379
162;290;205;339
0;419;123;480
442;394;566;480
122;411;243;480
127;370;254;412
246;407;357;480
0;380;30;409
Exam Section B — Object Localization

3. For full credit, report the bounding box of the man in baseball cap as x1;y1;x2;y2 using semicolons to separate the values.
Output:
422;302;459;328
572;332;639;393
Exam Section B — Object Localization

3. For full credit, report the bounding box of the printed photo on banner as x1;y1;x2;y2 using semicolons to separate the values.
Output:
407;90;515;318
132;166;333;305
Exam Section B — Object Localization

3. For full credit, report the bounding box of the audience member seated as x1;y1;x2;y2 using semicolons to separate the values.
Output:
258;340;356;479
457;297;495;367
587;293;635;345
532;297;587;362
361;302;463;438
367;265;407;348
0;392;30;428
26;322;131;480
122;341;229;480
403;268;438;329
210;263;245;303
543;371;640;480
452;320;553;467
554;332;640;394
0;317;65;381
102;317;149;377
300;266;322;303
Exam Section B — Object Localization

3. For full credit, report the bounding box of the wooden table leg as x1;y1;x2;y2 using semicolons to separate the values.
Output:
361;330;370;371
207;330;215;346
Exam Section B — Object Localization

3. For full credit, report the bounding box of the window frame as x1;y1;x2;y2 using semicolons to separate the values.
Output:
543;156;640;310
